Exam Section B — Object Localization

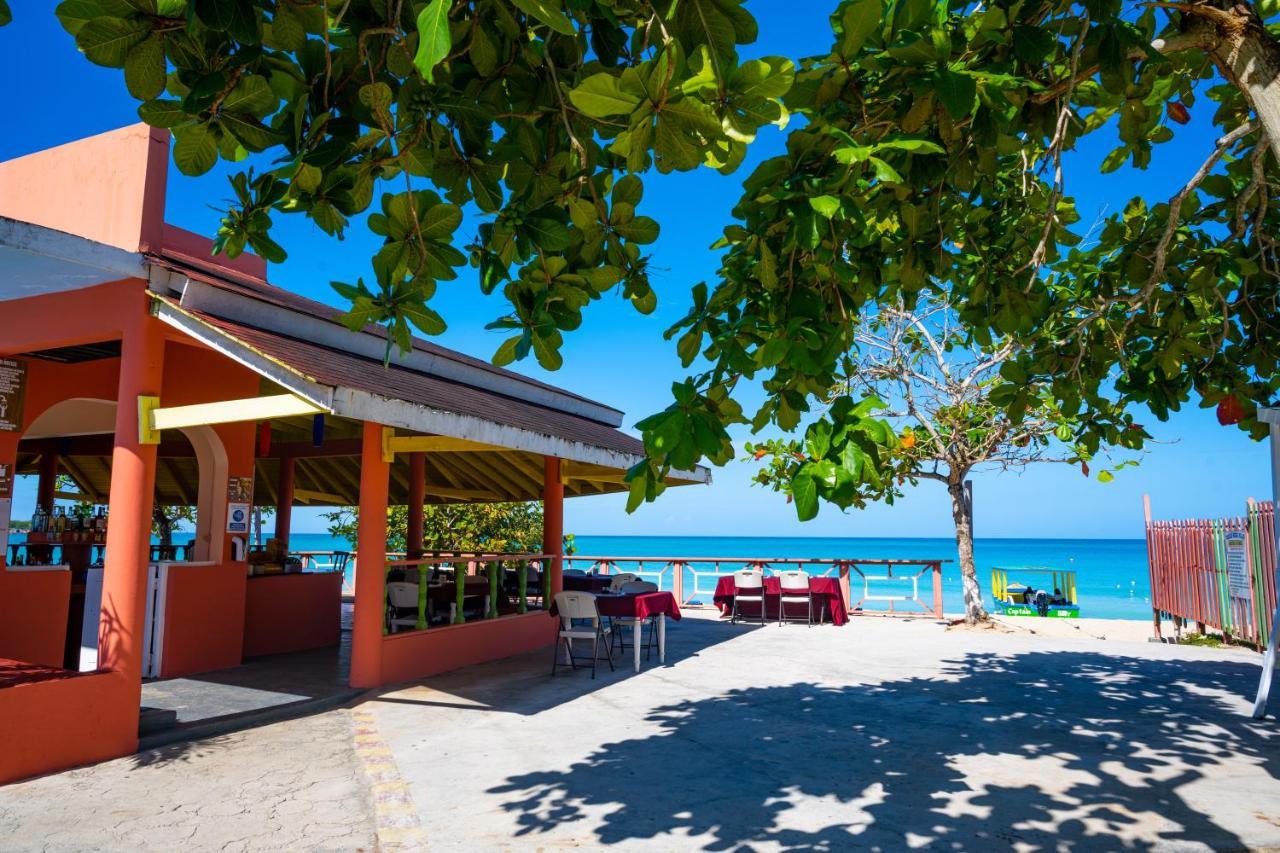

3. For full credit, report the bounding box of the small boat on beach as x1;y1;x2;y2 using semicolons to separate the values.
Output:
991;566;1080;618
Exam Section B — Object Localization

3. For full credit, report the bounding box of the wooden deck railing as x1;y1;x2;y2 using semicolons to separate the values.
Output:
564;555;949;618
382;551;552;633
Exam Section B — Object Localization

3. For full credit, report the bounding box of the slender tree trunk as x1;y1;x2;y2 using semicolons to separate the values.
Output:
948;477;987;624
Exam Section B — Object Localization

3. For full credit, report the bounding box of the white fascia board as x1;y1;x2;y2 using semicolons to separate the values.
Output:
0;217;147;302
151;296;336;412
1260;408;1280;425
331;386;711;484
178;278;624;427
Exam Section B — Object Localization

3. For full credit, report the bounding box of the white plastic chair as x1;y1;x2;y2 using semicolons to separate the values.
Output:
606;572;638;592
610;581;660;658
731;569;766;624
551;591;614;679
386;582;421;633
777;569;813;626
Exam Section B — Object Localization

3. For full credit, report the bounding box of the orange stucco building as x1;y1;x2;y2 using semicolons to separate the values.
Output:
0;126;706;784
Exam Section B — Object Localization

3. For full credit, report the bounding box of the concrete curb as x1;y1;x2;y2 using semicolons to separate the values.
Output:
136;687;368;753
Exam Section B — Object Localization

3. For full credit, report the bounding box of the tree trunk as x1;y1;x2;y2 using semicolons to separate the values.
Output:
948;477;987;624
1192;3;1280;163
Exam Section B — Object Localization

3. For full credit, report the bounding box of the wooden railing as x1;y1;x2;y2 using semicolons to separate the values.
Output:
1147;500;1276;648
563;555;948;618
382;551;552;634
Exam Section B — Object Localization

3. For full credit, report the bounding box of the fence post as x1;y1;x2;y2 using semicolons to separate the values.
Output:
839;562;852;616
932;561;944;618
672;561;684;604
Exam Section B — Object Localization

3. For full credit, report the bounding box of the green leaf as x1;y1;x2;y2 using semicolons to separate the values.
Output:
124;34;166;100
569;73;641;118
56;1;105;35
413;0;452;83
840;0;881;56
77;16;150;67
932;68;976;119
0;0;12;26
172;124;218;175
614;215;659;244
809;195;840;218
222;75;275;118
792;472;818;521
1097;470;1114;483
195;0;257;42
419;203;463;240
402;300;447;336
137;98;189;128
509;0;575;35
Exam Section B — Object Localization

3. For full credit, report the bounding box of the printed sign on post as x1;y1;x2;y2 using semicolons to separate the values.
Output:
227;476;254;503
227;503;251;534
1225;530;1251;601
0;461;12;500
0;358;27;433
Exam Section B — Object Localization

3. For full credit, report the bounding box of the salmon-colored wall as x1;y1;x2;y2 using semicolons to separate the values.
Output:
0;670;137;785
379;613;556;685
159;562;248;678
243;573;342;658
0;279;136;365
0;570;70;667
0;125;167;253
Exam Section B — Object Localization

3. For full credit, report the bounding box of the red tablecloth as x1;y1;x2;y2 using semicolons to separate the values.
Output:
712;576;848;625
564;575;612;593
549;591;682;621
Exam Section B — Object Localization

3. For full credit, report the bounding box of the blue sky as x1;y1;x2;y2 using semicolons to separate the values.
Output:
1;3;1271;539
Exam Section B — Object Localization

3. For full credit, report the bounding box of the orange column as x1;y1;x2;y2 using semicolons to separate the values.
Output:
350;422;389;688
274;456;294;551
99;307;164;694
407;451;425;559
543;456;564;597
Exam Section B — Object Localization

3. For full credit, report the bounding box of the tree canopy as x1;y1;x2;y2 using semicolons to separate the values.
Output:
34;0;1280;514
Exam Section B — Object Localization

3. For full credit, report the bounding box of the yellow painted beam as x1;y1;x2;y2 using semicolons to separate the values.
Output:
381;429;504;461
424;486;502;501
294;488;347;505
139;395;161;445
151;394;323;432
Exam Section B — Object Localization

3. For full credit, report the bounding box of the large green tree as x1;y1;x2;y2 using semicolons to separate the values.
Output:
30;0;1280;521
325;500;548;553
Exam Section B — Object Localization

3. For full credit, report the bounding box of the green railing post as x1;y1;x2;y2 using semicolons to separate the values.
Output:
416;564;429;630
517;561;528;614
382;563;389;635
543;560;552;607
488;561;500;620
454;566;466;624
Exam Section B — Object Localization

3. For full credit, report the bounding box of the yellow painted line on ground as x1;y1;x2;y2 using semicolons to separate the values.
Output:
351;706;428;851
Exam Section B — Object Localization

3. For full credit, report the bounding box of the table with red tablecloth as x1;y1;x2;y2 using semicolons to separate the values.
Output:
550;591;680;671
563;574;613;593
712;576;849;625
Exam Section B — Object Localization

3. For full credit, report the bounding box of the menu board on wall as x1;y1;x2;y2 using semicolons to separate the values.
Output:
0;358;27;433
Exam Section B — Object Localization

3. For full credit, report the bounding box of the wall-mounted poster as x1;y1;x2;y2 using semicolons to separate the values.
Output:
0;358;27;433
0;461;12;500
227;503;251;534
227;476;254;504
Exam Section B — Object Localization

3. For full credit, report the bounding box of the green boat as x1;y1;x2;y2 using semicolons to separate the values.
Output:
991;566;1080;618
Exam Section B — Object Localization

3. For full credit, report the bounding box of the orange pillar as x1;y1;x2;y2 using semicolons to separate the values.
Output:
99;306;164;697
350;422;389;688
543;456;564;597
274;456;294;551
407;451;425;559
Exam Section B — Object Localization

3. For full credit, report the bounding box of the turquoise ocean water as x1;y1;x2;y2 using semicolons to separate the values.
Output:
7;531;1152;619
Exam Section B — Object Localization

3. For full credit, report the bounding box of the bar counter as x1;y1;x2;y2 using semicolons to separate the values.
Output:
242;571;343;658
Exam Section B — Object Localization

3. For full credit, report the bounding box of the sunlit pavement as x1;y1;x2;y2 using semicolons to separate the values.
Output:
3;610;1279;852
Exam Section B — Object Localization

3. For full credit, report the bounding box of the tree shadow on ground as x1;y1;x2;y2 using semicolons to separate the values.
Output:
490;652;1278;850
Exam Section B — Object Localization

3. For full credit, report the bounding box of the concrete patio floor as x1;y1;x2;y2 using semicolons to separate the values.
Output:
2;609;1280;851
